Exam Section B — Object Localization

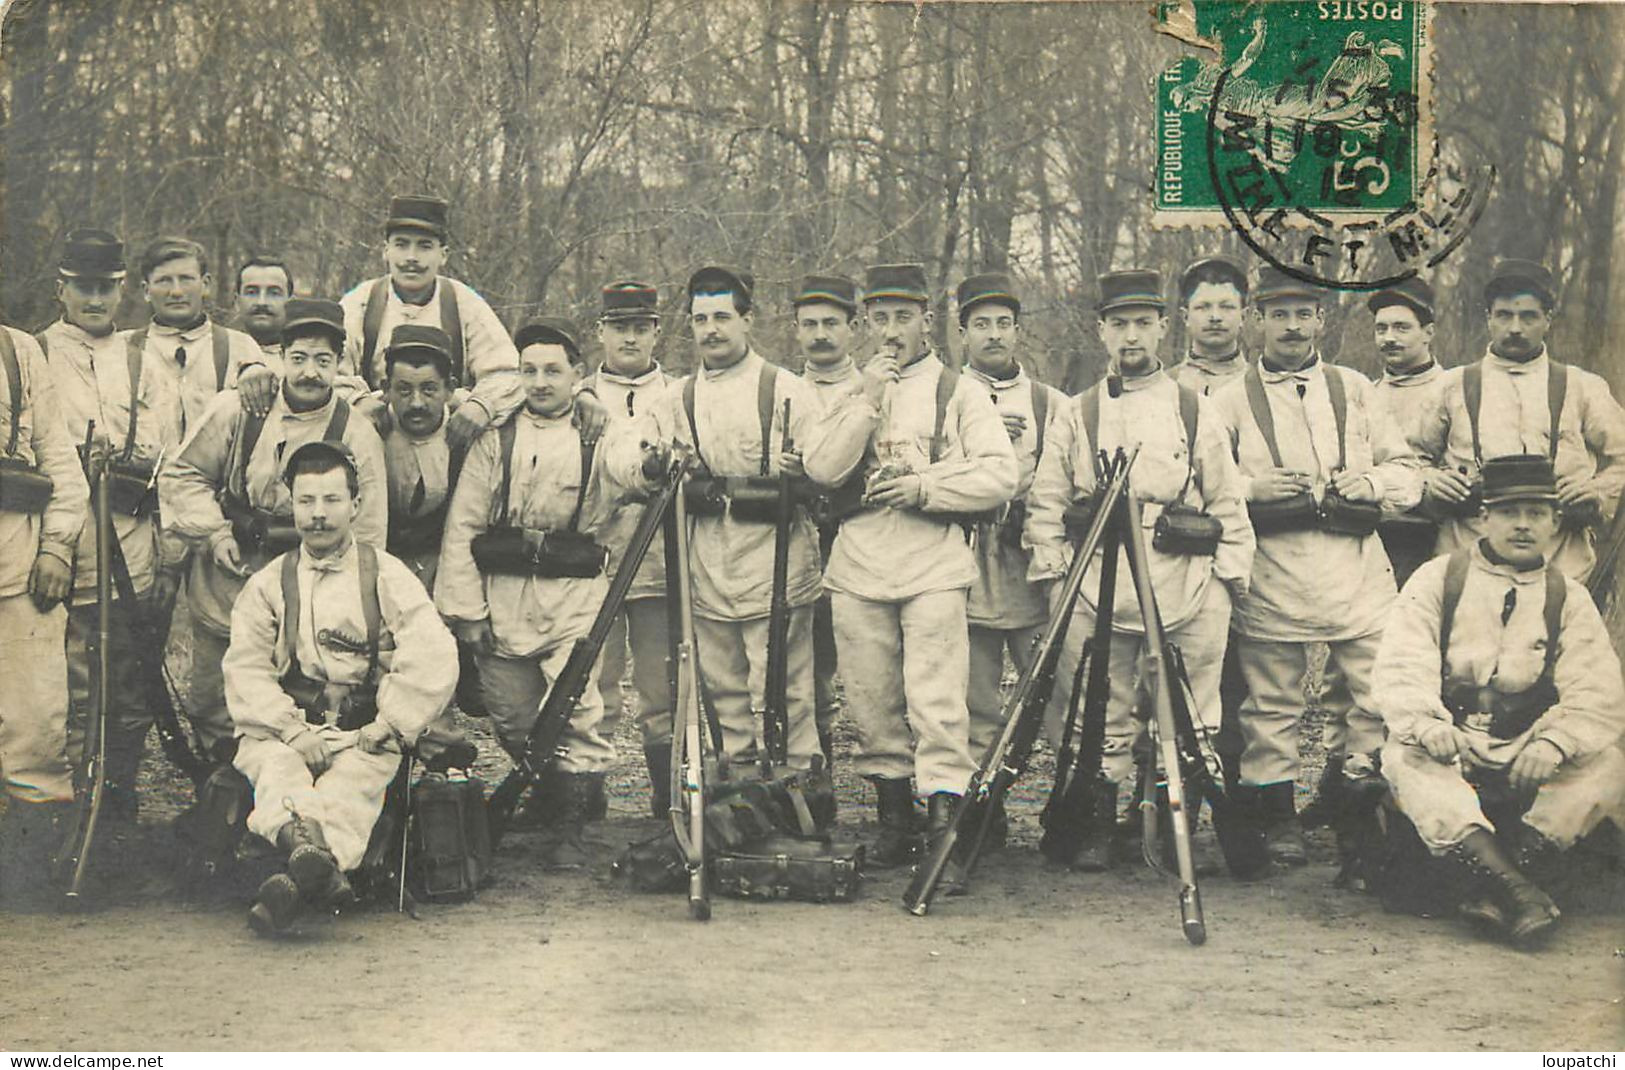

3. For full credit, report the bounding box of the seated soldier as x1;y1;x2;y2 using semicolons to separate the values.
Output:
223;439;457;936
1375;454;1625;948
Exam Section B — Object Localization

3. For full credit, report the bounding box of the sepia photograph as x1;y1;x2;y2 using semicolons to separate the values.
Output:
0;0;1621;1054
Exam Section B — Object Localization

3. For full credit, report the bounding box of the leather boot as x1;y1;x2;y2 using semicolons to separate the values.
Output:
1071;779;1120;873
1217;782;1272;881
866;777;919;869
247;873;302;936
582;774;608;823
513;765;569;831
980;796;1008;854
278;814;354;911
1169;782;1224;877
926;792;967;896
541;773;593;871
1260;781;1308;867
101;726;147;826
1455;827;1560;947
0;799;69;911
817;724;836;772
645;743;673;819
1299;757;1343;830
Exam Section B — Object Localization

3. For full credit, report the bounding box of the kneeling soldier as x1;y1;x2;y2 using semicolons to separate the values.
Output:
1376;454;1625;947
226;440;456;935
436;318;652;867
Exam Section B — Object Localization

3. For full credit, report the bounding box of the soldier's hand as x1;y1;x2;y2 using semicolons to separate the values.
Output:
1556;473;1601;512
778;449;805;479
1416;719;1467;763
357;720;397;755
1508;738;1563;794
866;473;924;510
1331;470;1378;502
27;552;72;610
1249;468;1312;503
860;355;899;406
454;617;496;656
1425;467;1473;505
572;390;609;445
445;404;491;451
354;393;393;437
150;567;183;613
237;365;278;418
1000;412;1028;442
288;730;333;776
212;536;251;578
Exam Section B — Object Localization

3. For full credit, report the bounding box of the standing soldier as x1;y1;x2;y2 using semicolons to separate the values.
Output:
1416;259;1625;582
378;325;462;593
38;229;181;821
1367;276;1453;586
1376;454;1625;947
132;236;276;434
225;440;456;936
1174;256;1251;397
802;262;1017;877
956;272;1062;848
161;299;387;762
1025;270;1252;870
234;255;294;373
642;267;825;776
437;319;654;866
588;281;675;815
793;273;863;762
0;312;88;908
339;195;523;451
1207;266;1419;864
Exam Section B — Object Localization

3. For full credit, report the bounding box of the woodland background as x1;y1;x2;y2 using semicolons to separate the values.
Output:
2;1;1623;393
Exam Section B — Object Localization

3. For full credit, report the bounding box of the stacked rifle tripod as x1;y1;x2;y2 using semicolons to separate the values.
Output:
906;446;1256;945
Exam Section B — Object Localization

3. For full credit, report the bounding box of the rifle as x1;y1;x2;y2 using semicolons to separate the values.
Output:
1586;483;1625;613
667;467;712;920
1120;490;1205;945
57;424;111;902
904;446;1140;915
761;398;793;773
485;450;689;844
1038;456;1122;865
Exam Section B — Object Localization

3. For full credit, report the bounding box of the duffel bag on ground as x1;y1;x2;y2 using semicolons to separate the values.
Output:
714;833;864;903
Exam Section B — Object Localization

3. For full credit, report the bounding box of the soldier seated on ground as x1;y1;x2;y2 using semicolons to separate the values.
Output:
1374;454;1625;948
223;439;457;936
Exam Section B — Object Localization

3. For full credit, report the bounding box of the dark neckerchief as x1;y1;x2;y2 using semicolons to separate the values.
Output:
1260;352;1320;375
1479;538;1545;573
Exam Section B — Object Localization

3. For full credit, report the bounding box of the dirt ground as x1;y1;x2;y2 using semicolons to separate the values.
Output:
3;697;1621;1054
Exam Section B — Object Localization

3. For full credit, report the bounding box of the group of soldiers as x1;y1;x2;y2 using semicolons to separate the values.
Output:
0;192;1622;948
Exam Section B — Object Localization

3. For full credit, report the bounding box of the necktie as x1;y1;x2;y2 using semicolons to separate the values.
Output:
175;345;188;369
409;476;426;515
1501;588;1517;626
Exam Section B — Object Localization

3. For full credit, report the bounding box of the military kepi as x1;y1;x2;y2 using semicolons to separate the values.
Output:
599;280;660;322
1367;276;1436;322
687;265;754;303
385;194;450;242
281;298;346;346
1480;454;1560;506
1485;258;1557;307
864;263;928;304
1252;264;1323;305
386;324;454;359
1179;255;1248;298
1096;269;1165;314
515;316;582;362
794;273;858;313
59;228;126;279
956;272;1020;324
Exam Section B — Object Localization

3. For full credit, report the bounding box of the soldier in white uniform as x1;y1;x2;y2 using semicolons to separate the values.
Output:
227;439;456;936
802;262;1017;879
1025;270;1253;870
1376;454;1625;947
1173;256;1251;397
1208;265;1420;865
1415;259;1625;583
233;255;294;373
37;229;182;820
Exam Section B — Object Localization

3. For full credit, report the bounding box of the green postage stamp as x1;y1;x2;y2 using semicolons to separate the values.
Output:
1153;1;1469;289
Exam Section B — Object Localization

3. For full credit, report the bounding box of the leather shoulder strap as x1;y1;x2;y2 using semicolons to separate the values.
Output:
360;278;390;387
439;281;465;387
1437;548;1471;677
1324;365;1349;471
124;331;145;461
496;418;519;527
1080;384;1101;455
358;543;382;676
1541;565;1567;677
567;438;595;532
682;375;704;469
757;361;777;477
1463;363;1483;463
1174;383;1201;502
280;550;303;676
211;324;230;391
931;362;960;464
0;328;20;456
1031;378;1049;461
1546;361;1567;461
237;402;269;498
1244;365;1285;469
323;398;351;442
